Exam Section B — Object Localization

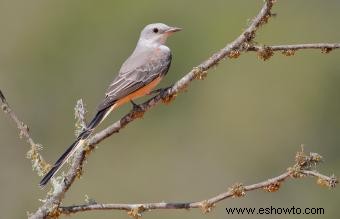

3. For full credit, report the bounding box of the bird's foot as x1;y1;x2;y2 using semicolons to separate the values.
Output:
130;100;144;119
148;88;163;95
130;100;142;111
149;86;172;98
149;86;176;105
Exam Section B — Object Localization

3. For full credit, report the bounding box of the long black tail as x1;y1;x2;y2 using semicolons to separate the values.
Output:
39;108;110;187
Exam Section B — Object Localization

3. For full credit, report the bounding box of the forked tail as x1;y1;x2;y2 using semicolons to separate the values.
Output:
39;107;111;187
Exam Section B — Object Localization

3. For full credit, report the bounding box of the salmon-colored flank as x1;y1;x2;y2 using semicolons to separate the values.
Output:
112;76;162;110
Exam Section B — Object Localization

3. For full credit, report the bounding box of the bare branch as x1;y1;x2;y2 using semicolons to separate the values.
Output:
58;149;338;217
0;89;50;176
58;170;334;214
0;89;35;146
249;43;340;52
248;43;340;60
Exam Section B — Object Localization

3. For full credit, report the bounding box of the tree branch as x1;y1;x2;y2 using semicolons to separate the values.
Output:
247;43;340;60
249;43;340;52
0;90;36;147
58;149;338;218
58;170;335;215
0;90;50;176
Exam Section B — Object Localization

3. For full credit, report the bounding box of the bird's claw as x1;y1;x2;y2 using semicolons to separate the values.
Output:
149;86;172;99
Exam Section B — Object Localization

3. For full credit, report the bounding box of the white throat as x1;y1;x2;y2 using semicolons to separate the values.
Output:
138;38;163;48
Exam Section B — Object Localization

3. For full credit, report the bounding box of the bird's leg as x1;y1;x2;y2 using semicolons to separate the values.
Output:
148;88;163;95
130;100;142;111
149;86;175;104
149;85;172;98
130;100;144;119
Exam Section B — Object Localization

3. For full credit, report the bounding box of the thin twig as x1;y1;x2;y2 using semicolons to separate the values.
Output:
0;90;50;176
0;89;35;146
248;43;340;60
59;165;337;216
249;43;340;52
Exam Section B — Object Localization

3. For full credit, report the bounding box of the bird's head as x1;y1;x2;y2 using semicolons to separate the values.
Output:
139;23;182;45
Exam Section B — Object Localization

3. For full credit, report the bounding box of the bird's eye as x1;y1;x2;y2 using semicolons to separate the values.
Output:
153;28;159;33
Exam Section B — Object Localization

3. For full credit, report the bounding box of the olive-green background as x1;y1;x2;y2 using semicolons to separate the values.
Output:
1;0;339;218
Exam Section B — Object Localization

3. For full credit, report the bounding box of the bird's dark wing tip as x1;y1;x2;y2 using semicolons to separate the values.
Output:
39;165;59;188
0;89;6;102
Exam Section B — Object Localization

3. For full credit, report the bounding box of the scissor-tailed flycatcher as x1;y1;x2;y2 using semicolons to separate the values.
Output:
39;23;182;187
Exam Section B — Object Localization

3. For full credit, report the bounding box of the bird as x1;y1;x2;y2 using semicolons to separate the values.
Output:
39;23;182;187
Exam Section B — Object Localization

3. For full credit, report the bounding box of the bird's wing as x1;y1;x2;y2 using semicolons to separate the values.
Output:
97;49;171;111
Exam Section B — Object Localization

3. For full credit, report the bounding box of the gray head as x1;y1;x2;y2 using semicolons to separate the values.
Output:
139;23;182;45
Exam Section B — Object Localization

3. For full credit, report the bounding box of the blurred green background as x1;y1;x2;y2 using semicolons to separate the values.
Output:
1;0;339;218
